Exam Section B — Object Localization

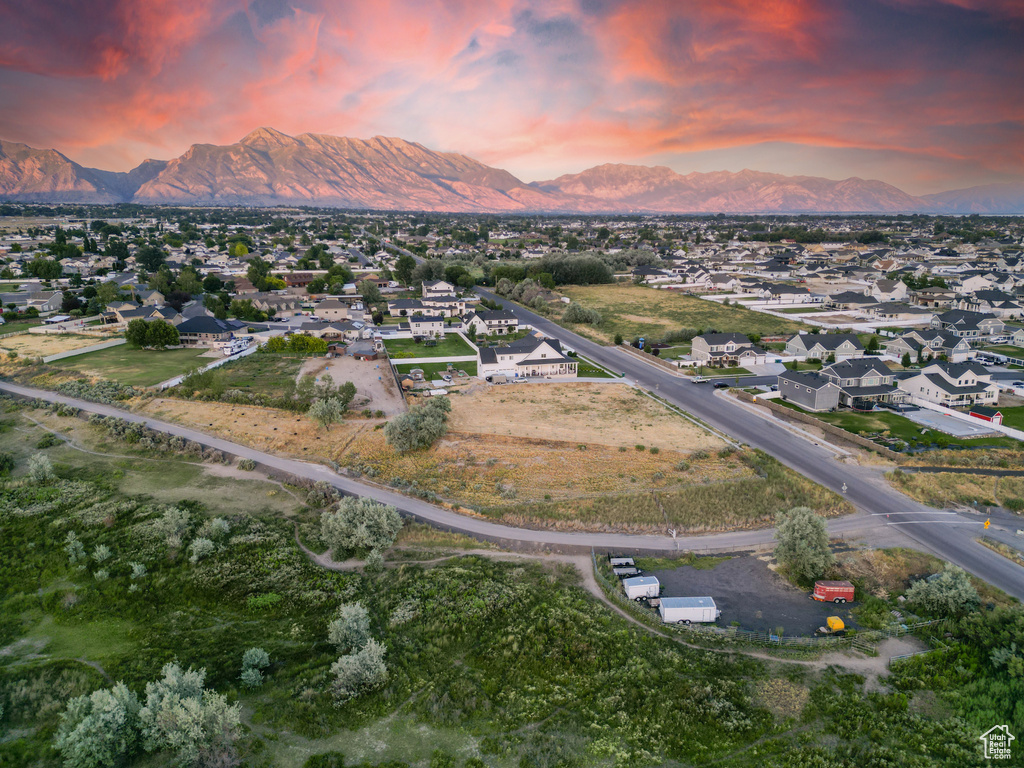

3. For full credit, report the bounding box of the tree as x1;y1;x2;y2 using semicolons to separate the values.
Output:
320;497;403;555
901;352;912;368
0;451;14;475
562;302;601;325
54;682;141;768
358;280;382;304
327;603;371;653
174;267;203;295
383;396;451;452
394;253;416;285
905;564;980;617
308;394;351;428
125;319;149;348
202;274;223;293
246;256;273;291
146;320;180;349
774;506;835;581
136;245;166;271
240;648;270;688
138;663;240;768
866;335;880;354
26;256;62;280
330;638;388;704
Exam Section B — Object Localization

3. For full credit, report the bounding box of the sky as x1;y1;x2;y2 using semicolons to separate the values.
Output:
1;0;1022;195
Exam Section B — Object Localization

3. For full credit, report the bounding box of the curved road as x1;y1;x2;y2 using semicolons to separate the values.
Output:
473;288;1024;600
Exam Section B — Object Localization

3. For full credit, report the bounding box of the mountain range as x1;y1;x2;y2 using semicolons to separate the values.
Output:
1;127;1022;214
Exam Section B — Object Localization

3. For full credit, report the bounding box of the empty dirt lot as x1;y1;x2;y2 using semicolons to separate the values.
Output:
299;354;407;416
448;381;724;453
0;332;117;358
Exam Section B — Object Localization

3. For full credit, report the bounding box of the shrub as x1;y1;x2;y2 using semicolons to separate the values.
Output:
635;444;645;451
237;458;256;471
65;532;86;564
54;682;141;768
154;507;191;550
562;302;602;325
1003;498;1024;512
240;668;263;689
28;453;55;483
0;451;14;475
905;564;979;617
92;544;113;563
35;432;63;449
130;562;147;579
330;638;388;704
321;497;403;556
774;506;835;581
328;603;371;654
364;549;385;573
383;396;451;452
242;647;270;671
188;537;216;564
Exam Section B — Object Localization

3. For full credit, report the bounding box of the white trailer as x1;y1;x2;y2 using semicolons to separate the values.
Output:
658;596;720;624
622;576;660;601
609;556;635;567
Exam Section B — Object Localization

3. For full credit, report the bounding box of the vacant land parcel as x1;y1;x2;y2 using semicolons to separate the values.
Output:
0;332;115;359
56;346;209;387
557;284;809;343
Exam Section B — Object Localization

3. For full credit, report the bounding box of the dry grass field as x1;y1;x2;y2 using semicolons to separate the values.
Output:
0;332;116;358
889;469;1024;510
447;382;724;452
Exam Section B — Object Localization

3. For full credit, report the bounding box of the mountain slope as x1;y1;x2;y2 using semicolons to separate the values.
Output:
920;182;1024;214
533;164;927;213
0;130;1022;212
132;128;564;211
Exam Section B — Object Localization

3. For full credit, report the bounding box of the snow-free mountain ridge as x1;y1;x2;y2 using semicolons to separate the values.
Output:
0;129;1020;214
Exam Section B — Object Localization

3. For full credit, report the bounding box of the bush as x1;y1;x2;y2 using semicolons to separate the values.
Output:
905;564;980;617
327;603;371;654
54;682;141;768
237;458;256;471
0;451;14;475
321;497;403;556
364;549;385;573
28;453;55;483
240;668;263;689
774;506;835;581
188;537;216;564
562;302;602;325
35;432;63;449
383;396;451;452
330;638;388;704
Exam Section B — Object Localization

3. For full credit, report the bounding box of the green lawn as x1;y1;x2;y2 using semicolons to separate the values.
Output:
777;306;827;314
996;406;1024;431
658;343;691;359
57;346;210;386
0;320;43;336
703;366;753;377
384;334;476;359
982;345;1024;357
575;354;616;378
781;361;823;372
173;353;307;401
557;284;809;344
393;360;477;378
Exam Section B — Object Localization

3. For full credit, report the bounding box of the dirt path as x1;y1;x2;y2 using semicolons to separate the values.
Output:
291;534;907;687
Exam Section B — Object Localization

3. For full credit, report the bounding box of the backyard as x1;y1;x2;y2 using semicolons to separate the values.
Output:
56;346;210;387
393;360;477;378
0;319;43;336
555;284;810;344
383;334;476;358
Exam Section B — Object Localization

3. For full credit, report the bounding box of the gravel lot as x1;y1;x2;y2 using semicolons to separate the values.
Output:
649;555;858;635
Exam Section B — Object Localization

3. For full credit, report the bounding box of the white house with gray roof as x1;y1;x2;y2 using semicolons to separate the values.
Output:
897;361;999;407
477;336;577;379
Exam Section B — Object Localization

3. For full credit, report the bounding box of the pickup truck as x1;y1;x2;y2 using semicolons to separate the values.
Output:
691;375;707;383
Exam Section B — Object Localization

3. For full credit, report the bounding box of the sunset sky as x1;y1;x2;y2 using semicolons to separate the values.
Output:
1;0;1022;194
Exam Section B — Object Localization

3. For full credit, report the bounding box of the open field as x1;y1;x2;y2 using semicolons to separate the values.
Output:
555;284;809;344
448;382;722;453
0;332;116;358
56;346;209;386
173;352;307;402
889;469;1024;510
383;334;475;358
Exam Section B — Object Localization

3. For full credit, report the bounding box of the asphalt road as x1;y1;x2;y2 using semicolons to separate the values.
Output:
475;288;1024;600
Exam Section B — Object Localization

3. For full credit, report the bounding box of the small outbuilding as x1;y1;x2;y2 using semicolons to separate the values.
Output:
969;406;1003;425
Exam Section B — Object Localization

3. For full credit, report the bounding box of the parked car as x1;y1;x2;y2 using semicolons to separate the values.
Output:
815;616;846;636
691;375;707;383
713;381;730;389
1013;381;1024;388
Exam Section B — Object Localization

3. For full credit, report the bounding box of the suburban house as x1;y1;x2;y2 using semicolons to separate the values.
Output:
824;291;878;311
867;279;909;303
388;298;426;317
477;336;577;379
784;333;864;361
1012;328;1024;347
138;289;165;306
299;320;369;341
777;370;842;412
897;360;999;407
422;279;456;298
690;333;767;367
817;358;906;410
930;309;1006;339
176;316;249;347
883;329;974;362
402;315;445;337
314;298;355;322
463;309;519;337
420;295;470;317
251;293;304;317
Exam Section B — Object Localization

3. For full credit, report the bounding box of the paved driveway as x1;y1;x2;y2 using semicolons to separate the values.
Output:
904;409;998;438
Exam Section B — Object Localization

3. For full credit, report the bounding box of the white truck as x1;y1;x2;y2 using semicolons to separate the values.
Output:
622;576;660;601
658;596;721;625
